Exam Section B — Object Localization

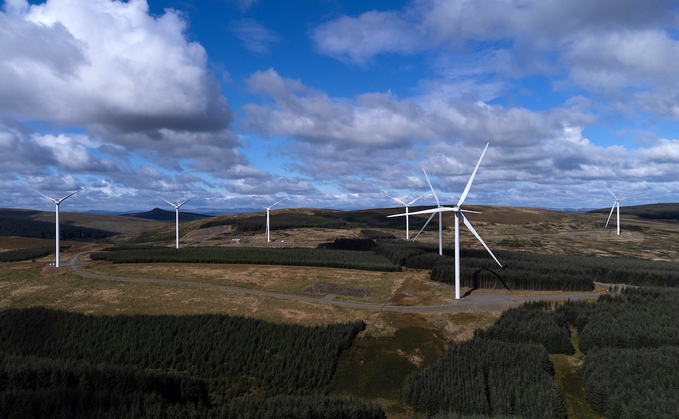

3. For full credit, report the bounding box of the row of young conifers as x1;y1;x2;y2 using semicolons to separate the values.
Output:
92;237;679;290
0;307;381;418
3;287;676;418
404;287;679;418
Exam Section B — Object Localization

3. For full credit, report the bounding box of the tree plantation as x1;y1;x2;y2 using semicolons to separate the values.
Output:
0;308;383;418
401;288;679;418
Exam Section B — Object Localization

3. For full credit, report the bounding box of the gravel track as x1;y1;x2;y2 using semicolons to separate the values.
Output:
66;251;606;313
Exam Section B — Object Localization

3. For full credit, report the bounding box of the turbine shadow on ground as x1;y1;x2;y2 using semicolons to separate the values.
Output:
463;267;510;298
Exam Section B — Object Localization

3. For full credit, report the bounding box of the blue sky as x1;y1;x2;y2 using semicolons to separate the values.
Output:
2;0;679;214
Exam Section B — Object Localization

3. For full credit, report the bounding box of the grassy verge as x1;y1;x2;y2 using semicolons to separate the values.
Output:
550;329;604;419
327;312;446;417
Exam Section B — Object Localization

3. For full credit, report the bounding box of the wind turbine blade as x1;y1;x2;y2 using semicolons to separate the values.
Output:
388;207;450;217
35;190;57;203
458;143;489;207
605;201;616;228
461;213;502;267
247;196;267;209
597;179;618;200
422;169;440;207
383;191;407;206
619;197;635;201
413;212;436;241
58;189;81;203
155;193;177;207
460;209;482;214
408;191;430;206
271;197;288;208
176;197;195;208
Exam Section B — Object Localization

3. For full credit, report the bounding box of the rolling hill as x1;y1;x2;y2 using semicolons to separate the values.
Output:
0;208;165;234
122;207;211;223
588;203;679;220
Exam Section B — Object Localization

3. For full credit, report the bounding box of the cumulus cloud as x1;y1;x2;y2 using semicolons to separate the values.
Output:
0;0;232;132
311;0;679;117
0;0;262;209
226;174;317;195
312;11;421;65
242;68;444;148
237;67;679;209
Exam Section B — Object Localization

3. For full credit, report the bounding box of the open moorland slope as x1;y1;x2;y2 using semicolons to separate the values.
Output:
2;204;679;418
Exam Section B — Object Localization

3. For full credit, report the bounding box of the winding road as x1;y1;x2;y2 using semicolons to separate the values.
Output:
65;251;607;313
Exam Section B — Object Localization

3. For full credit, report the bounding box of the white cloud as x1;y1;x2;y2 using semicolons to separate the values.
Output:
230;19;279;53
226;174;317;195
0;0;231;132
311;0;679;118
312;10;421;65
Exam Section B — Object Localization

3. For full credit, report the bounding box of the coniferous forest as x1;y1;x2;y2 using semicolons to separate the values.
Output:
403;288;679;418
0;308;384;418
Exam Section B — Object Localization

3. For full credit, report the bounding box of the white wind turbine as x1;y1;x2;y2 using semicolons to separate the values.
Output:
155;194;195;249
35;189;82;267
251;197;288;243
598;180;634;236
388;143;501;299
383;191;430;239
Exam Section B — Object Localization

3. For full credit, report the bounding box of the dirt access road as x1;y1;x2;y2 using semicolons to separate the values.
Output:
66;251;605;314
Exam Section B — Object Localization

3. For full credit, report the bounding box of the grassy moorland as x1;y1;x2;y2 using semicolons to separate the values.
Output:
2;204;679;417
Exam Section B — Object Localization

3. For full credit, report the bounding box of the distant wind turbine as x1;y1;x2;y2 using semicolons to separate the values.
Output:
155;194;195;249
598;180;634;236
251;197;288;243
383;191;430;239
388;143;501;299
35;189;82;267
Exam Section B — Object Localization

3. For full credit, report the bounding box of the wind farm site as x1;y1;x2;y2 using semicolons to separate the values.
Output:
2;198;679;418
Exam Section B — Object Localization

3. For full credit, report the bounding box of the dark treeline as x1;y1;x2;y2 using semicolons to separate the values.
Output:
91;247;401;272
199;210;439;232
0;308;364;399
0;246;69;263
429;414;526;419
0;218;117;241
0;354;209;405
0;390;385;419
200;213;348;231
317;238;376;251
361;229;397;240
545;287;679;418
315;210;435;231
557;287;679;353
583;346;679;419
402;339;565;418
589;203;679;220
474;303;574;355
375;240;679;290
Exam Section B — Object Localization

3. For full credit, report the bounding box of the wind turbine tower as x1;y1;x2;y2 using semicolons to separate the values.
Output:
35;189;82;267
383;192;429;239
599;180;634;235
388;143;501;299
155;195;195;249
252;197;288;243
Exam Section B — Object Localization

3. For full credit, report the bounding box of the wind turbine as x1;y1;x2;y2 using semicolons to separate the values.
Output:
155;195;195;249
251;197;288;243
388;143;501;299
35;189;82;267
383;191;430;239
598;180;634;236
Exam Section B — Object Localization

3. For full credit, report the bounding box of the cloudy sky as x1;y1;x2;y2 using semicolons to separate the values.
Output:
2;0;679;214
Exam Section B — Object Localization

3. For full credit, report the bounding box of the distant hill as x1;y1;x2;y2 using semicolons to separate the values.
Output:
123;208;211;223
588;203;679;220
0;218;117;241
0;208;165;235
